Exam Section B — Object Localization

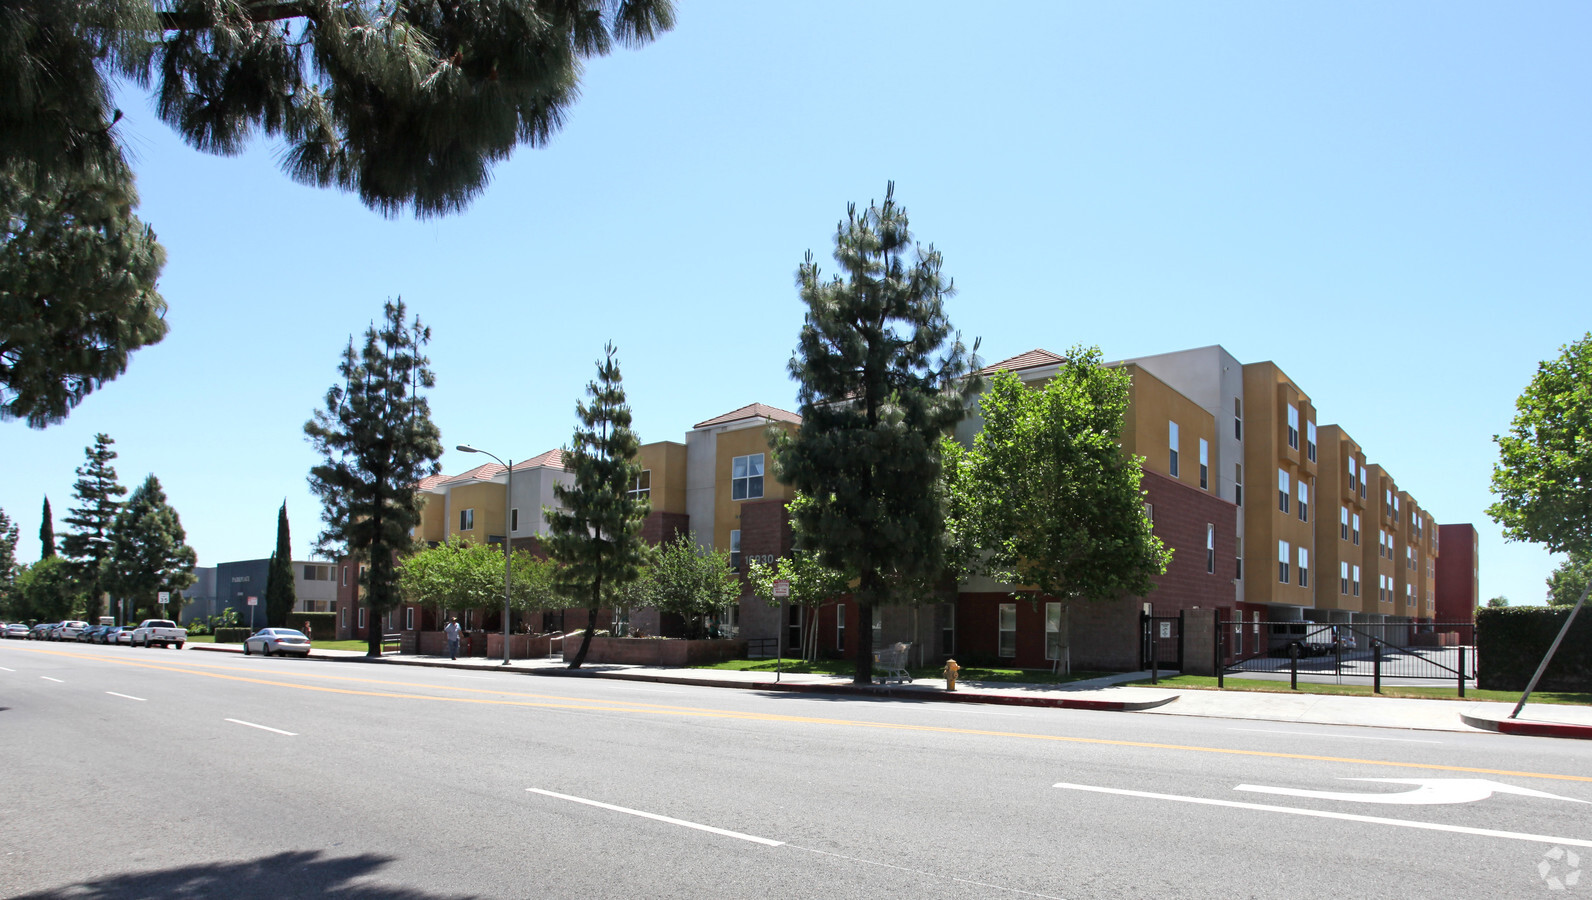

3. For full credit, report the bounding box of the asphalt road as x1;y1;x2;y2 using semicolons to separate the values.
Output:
3;641;1589;899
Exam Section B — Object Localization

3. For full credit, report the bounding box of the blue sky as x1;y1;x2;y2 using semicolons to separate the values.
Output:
4;1;1587;607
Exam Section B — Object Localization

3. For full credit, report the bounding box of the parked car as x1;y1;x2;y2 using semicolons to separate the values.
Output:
5;623;28;639
53;620;89;641
244;628;313;658
114;627;134;646
130;619;186;649
77;625;104;643
29;623;54;640
96;626;124;645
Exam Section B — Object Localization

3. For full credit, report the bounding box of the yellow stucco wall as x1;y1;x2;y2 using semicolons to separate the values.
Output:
638;441;689;515
1122;364;1217;491
449;481;507;543
713;423;796;552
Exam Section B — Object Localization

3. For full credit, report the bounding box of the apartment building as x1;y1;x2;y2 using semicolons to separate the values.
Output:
1312;424;1368;622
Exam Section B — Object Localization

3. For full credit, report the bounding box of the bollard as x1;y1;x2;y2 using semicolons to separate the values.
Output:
1374;641;1382;694
1458;646;1466;698
1289;642;1299;691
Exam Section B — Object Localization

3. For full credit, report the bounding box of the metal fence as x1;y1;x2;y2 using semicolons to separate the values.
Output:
1219;620;1475;693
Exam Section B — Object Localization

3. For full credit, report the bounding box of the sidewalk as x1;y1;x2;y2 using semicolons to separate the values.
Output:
189;643;1592;739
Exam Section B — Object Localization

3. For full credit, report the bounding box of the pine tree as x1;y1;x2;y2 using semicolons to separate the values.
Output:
264;501;296;627
61;433;126;620
104;474;197;621
773;184;980;684
306;299;442;657
39;496;55;557
545;343;650;668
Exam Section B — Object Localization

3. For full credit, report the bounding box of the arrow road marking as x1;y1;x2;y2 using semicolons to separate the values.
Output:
1055;782;1592;849
1235;778;1590;806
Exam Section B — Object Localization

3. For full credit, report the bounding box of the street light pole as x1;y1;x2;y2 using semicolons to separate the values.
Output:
457;444;513;666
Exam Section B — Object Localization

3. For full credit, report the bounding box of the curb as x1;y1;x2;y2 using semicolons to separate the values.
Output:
746;680;1182;712
1459;713;1592;740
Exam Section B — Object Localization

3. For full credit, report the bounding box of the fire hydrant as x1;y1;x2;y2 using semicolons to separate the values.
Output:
943;658;961;692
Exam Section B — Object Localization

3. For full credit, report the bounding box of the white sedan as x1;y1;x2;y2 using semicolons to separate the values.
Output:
244;628;313;658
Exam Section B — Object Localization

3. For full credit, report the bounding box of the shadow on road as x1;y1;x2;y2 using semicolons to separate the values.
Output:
12;850;477;900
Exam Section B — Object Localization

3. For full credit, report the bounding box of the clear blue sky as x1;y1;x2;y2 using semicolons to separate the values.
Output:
4;1;1587;608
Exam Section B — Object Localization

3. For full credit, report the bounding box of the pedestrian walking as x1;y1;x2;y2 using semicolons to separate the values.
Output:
444;617;462;660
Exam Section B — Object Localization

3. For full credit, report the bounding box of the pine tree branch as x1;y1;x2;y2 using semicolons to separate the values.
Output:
158;2;317;31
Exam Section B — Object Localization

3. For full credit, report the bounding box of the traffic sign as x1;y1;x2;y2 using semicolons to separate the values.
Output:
246;596;258;606
773;579;790;598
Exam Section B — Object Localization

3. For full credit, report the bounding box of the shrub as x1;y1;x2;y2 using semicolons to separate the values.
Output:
1476;606;1592;692
214;627;252;644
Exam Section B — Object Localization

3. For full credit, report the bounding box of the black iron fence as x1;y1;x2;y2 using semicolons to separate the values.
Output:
1219;619;1475;693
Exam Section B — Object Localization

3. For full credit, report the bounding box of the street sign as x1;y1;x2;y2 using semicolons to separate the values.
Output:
157;591;169;604
773;579;790;598
246;596;257;606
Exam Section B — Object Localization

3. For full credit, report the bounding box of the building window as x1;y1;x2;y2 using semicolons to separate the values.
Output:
730;530;742;570
1287;405;1299;450
342;566;349;587
1278;540;1290;584
1206;524;1216;574
1298;547;1308;587
1392;495;1400;523
1353;513;1361;545
1306;421;1317;463
459;508;475;531
1234;464;1243;506
1045;602;1064;661
1234;398;1243;441
629;470;651;501
1143;502;1154;524
1278;469;1290;513
731;454;764;501
997;603;1016;658
340;607;347;628
1340;506;1350;541
1199;439;1209;490
1297;480;1309;522
405;607;414;630
836;603;845;652
1340;561;1349;595
357;607;366;629
1348;457;1358;492
1353;565;1361;596
1235;536;1243;580
1168;421;1180;477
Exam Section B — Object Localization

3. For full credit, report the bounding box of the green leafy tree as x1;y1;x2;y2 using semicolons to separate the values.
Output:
0;507;18;615
545;343;650;668
1490;333;1592;559
305;298;442;657
0;160;167;427
398;537;560;624
264;501;296;626
773;183;980;684
747;534;852;660
959;352;1171;603
15;556;81;621
39;495;55;557
644;533;740;638
1486;596;1510;608
103;473;197;620
60;432;126;620
1546;553;1591;608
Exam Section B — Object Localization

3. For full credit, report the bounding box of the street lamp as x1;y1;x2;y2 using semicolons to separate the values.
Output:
456;444;513;666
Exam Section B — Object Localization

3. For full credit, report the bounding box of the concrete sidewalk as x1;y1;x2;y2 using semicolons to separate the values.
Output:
188;643;1592;739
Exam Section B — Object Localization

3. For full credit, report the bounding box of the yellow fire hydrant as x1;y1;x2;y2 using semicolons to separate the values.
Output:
943;658;961;692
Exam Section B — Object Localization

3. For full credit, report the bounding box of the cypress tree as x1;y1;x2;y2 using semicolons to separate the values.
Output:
104;474;197;621
773;184;980;685
61;433;126;621
39;496;55;558
306;299;442;657
264;502;297;627
545;343;650;669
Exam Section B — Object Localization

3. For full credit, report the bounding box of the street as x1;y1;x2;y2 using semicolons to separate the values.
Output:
3;641;1589;899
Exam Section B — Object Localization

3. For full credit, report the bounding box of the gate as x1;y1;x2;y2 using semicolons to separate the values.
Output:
1141;613;1182;672
1221;620;1476;685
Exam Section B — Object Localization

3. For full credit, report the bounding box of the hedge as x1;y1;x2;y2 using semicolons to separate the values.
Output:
1476;606;1592;692
292;612;337;641
214;627;252;644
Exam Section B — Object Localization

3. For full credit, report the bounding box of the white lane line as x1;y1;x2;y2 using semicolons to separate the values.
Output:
106;692;146;702
1229;727;1441;744
1054;782;1592;849
40;676;63;683
225;718;297;736
528;788;782;846
0;666;15;672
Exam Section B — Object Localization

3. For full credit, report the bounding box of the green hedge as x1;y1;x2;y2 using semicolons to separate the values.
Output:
1476;606;1592;692
292;612;337;641
214;627;252;644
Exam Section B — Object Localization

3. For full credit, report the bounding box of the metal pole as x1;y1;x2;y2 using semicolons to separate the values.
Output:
1374;641;1382;694
1289;642;1298;691
503;459;512;666
776;600;784;683
1215;615;1224;689
1510;580;1590;718
1150;632;1159;685
1457;646;1466;699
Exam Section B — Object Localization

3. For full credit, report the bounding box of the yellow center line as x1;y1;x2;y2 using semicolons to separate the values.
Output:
11;645;1592;784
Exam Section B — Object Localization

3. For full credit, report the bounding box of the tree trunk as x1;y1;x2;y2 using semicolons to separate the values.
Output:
853;599;874;685
569;607;599;668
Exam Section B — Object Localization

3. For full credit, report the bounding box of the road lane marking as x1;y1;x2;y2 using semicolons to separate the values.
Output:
1234;778;1587;806
14;644;1591;786
527;788;782;846
106;692;146;702
225;718;296;736
0;666;15;672
788;845;1070;899
40;676;63;683
1053;782;1592;848
1230;727;1441;744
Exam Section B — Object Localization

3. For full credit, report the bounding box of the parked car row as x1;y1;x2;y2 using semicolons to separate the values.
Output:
9;620;185;648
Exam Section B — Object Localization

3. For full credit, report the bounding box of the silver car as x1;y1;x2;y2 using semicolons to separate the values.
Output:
244;628;313;658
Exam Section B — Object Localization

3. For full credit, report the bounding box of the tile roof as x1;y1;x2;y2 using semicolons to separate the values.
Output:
440;462;506;486
512;448;565;471
693;402;802;430
980;348;1066;374
415;473;449;492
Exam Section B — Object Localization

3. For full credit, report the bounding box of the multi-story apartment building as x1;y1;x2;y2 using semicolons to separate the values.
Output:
1312;424;1368;623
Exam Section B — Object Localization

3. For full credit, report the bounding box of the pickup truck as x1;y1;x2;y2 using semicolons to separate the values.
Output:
130;619;186;649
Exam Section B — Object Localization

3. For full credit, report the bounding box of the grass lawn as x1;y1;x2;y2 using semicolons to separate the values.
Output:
697;657;1114;685
1127;674;1592;706
183;634;215;643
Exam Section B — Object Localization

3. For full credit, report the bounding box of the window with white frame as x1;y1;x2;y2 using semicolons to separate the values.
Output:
1297;480;1309;522
510;508;519;533
340;607;347;628
730;530;741;570
1253;611;1261;635
1348;457;1358;492
357;607;366;629
1306;420;1317;463
1392;495;1400;523
1298;547;1308;587
629;469;651;501
1353;565;1361;596
1278;468;1290;513
1353;512;1361;545
998;603;1017;658
1142;502;1154;525
459;508;475;531
1340;506;1350;541
342;566;348;587
1234;397;1243;441
1235;536;1243;580
1206;524;1215;574
1278;540;1290;583
1234;464;1243;506
1168;421;1180;477
1340;561;1349;595
731;454;764;501
1045;602;1064;661
1407;546;1415;570
1287;405;1299;450
1199;439;1209;490
405;607;414;630
836;603;845;651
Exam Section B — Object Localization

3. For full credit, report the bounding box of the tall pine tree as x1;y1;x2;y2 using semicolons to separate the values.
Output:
264;501;297;627
104;474;197;621
39;496;55;557
773;184;980;684
545;343;650;669
306;299;442;657
61;433;126;621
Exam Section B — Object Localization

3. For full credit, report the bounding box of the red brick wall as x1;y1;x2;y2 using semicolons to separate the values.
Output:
1435;523;1477;625
738;499;792;573
641;512;691;546
1140;469;1238;618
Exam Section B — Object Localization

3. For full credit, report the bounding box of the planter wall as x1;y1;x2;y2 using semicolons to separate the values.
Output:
486;633;556;660
417;630;489;657
562;636;747;666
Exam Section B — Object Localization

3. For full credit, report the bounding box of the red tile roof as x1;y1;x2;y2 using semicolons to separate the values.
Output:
980;348;1065;374
415;474;449;492
512;448;565;471
693;402;802;430
440;462;506;486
